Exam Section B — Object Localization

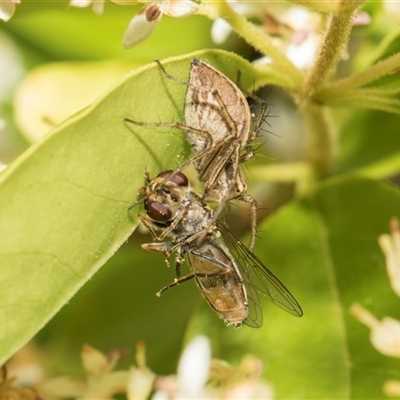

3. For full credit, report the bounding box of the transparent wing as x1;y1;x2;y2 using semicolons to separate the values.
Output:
217;224;303;321
240;271;264;328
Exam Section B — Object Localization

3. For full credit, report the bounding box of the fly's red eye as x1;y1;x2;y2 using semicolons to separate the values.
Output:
157;170;188;187
170;172;188;187
156;170;173;180
145;199;172;221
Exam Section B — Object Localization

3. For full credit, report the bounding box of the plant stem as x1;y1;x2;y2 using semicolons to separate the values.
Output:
319;53;400;99
286;0;338;13
298;103;336;177
302;0;363;97
297;0;363;177
209;0;303;88
251;162;316;196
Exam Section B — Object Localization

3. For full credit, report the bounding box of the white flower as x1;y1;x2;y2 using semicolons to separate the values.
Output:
213;3;322;69
177;335;211;397
151;336;274;400
69;0;105;15
384;380;400;397
379;218;400;298
211;1;260;44
127;341;156;400
384;0;400;18
152;335;212;399
222;355;274;399
0;0;20;22
41;345;130;398
122;0;198;49
350;303;400;358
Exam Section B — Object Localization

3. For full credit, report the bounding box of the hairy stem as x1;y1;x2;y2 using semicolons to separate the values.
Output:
297;0;363;177
302;0;364;97
210;0;303;89
298;104;336;177
319;53;400;99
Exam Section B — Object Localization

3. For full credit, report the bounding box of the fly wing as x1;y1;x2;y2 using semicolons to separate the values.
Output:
240;272;264;328
217;224;303;318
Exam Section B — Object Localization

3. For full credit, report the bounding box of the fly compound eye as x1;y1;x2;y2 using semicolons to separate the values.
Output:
156;170;188;187
144;199;172;221
170;172;188;187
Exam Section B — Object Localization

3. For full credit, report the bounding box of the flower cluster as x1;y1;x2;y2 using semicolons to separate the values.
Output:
350;218;400;397
0;366;39;400
213;3;323;69
7;336;273;399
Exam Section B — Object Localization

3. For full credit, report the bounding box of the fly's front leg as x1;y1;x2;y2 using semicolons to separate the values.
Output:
141;241;174;268
138;215;165;241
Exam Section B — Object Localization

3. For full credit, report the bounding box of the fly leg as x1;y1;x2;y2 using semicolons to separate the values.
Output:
174;245;186;278
138;215;165;241
141;240;175;268
157;269;229;297
141;237;189;276
156;272;196;297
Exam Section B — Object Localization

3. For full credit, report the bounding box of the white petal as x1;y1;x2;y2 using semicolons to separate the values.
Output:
92;0;105;15
379;218;400;297
160;0;198;18
70;0;93;8
371;317;400;358
177;335;211;396
122;4;162;49
384;380;400;397
81;344;109;377
350;303;400;358
111;0;137;4
211;18;232;44
127;367;155;400
224;380;274;399
229;0;261;18
0;0;15;21
286;37;318;69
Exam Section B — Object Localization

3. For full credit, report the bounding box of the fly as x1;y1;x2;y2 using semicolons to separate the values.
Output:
134;170;302;327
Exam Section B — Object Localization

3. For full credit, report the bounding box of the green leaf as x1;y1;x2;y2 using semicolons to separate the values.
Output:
186;176;400;399
14;61;135;142
5;2;218;62
0;49;269;366
35;238;201;375
336;108;400;177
